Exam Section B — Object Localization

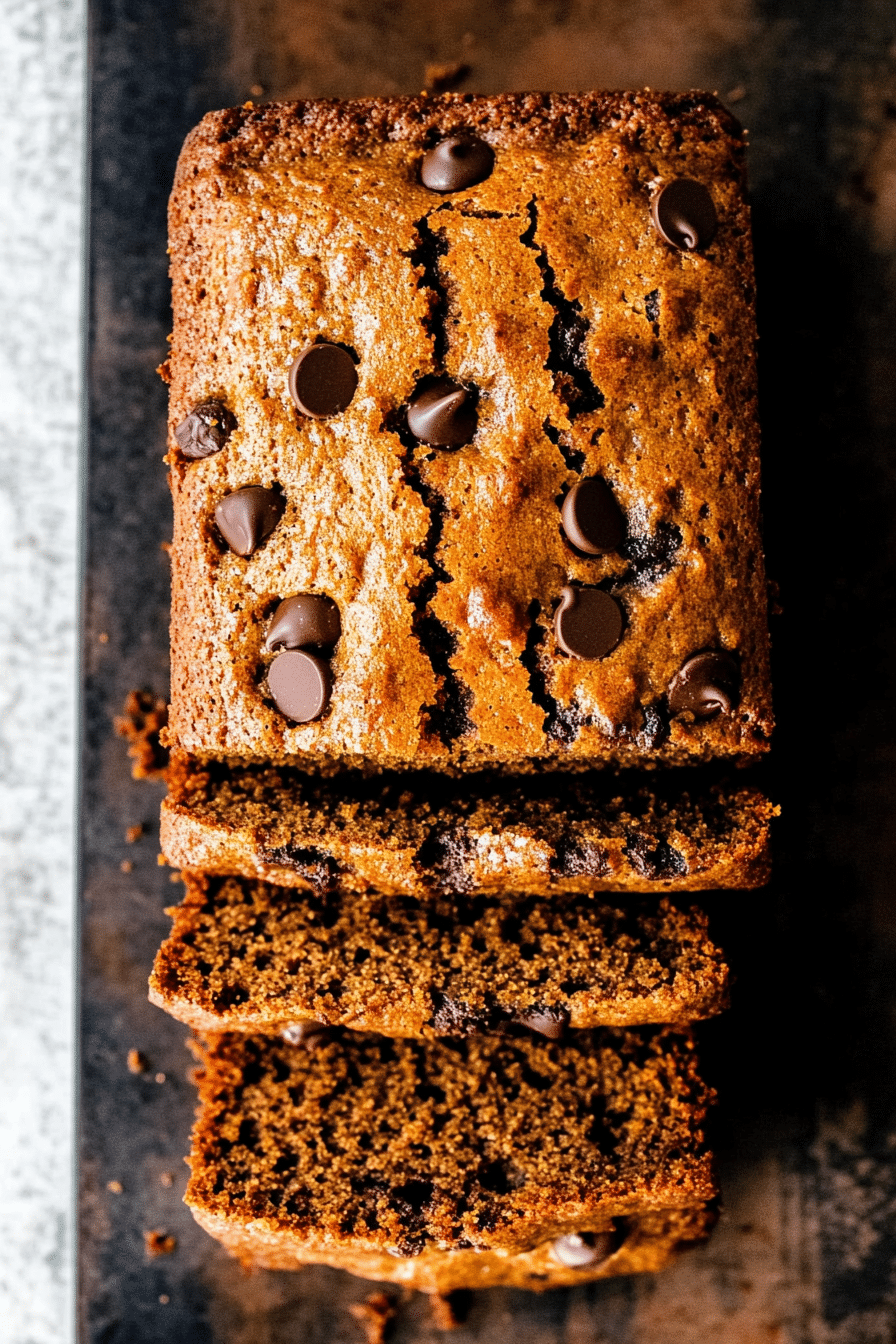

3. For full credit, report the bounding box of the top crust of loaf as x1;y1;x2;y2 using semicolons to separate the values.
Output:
166;91;770;772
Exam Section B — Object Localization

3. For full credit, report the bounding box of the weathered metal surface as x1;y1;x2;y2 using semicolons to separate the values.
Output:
81;1;896;1339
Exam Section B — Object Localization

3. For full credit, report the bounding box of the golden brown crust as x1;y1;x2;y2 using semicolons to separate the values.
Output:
167;92;771;772
191;1203;715;1292
160;753;776;895
149;875;729;1036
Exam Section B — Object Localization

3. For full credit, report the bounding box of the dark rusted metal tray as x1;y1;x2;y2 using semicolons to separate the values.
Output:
80;1;896;1338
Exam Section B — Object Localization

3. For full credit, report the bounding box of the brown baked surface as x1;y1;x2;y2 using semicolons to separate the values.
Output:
161;753;775;895
166;90;771;772
150;874;729;1035
185;1027;717;1290
192;1203;715;1291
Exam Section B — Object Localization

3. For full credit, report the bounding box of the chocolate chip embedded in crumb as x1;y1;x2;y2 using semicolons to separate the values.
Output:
174;400;236;458
268;650;332;723
420;134;494;192
514;1006;570;1040
407;376;477;446
561;478;625;554
215;486;285;557
551;1231;617;1269
288;343;358;418
554;586;624;660
668;650;740;720
282;1021;334;1052
265;594;341;652
651;179;718;251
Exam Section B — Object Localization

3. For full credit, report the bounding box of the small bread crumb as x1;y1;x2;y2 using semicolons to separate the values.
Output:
428;1290;471;1330
107;1180;123;1194
125;823;145;844
155;1072;166;1084
120;860;133;874
98;632;109;644
424;60;469;93
349;1291;396;1344
144;1230;176;1258
127;1049;148;1074
160;1172;175;1188
114;690;169;779
159;1295;170;1305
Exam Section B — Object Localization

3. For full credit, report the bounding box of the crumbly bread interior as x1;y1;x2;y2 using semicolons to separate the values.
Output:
185;1028;716;1257
163;752;775;894
151;875;729;1035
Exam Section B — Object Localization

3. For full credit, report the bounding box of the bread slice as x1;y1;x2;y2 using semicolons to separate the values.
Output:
151;874;729;1036
162;753;775;895
185;1027;717;1291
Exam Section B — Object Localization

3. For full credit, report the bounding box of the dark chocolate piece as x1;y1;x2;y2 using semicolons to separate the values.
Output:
554;586;624;660
515;1006;570;1040
214;486;285;557
650;179;718;251
174;400;237;459
407;377;477;446
551;1231;617;1269
281;1021;333;1052
265;595;341;652
420;135;494;193
668;650;739;719
268;650;332;723
288;343;358;418
560;478;625;554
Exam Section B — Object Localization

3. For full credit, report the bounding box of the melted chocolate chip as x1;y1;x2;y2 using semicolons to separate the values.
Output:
288;343;358;418
420;135;495;193
668;650;740;719
265;595;341;652
651;179;718;251
174;400;236;459
214;486;285;556
560;478;625;554
554;586;624;660
268;650;331;723
551;1231;617;1269
281;1021;333;1051
407;377;477;446
515;1006;570;1040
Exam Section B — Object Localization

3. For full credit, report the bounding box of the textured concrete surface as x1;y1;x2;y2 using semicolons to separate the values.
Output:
0;2;84;1342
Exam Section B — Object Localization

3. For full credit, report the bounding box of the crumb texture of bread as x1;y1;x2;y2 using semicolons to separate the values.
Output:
150;874;729;1035
184;1027;717;1293
166;91;771;772
161;754;775;895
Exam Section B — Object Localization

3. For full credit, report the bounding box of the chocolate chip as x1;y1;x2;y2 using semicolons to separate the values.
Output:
551;1231;617;1269
214;487;285;556
560;478;625;554
281;1021;333;1051
668;650;739;719
514;1006;570;1040
407;377;477;446
420;135;494;193
264;595;341;652
288;343;358;418
553;586;624;660
174;400;236;459
651;179;718;251
268;650;332;723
